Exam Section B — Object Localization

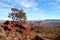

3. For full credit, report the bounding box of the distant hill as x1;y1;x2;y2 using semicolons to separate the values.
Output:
28;19;60;26
45;21;59;25
0;20;6;24
41;19;60;26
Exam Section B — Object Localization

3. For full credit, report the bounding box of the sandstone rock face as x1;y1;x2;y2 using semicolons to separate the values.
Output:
0;21;32;40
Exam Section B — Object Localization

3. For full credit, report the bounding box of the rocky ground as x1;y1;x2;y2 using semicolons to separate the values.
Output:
0;21;60;40
0;21;44;40
0;21;27;40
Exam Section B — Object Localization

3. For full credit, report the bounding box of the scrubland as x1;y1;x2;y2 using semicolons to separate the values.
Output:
0;21;60;40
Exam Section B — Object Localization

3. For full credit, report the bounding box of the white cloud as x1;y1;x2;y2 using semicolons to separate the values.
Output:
0;0;39;8
18;0;38;8
33;8;46;17
24;7;46;20
55;5;60;9
0;2;14;8
54;0;60;2
47;0;60;9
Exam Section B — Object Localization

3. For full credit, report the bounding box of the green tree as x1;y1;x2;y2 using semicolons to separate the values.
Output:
8;8;27;22
8;8;18;21
15;9;27;23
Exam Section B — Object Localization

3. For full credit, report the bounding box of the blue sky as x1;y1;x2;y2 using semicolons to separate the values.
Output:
0;0;60;20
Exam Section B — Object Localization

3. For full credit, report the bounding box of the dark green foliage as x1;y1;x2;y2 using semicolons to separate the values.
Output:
8;8;27;22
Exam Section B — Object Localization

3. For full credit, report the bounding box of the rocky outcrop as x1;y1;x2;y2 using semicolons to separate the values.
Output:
0;21;32;40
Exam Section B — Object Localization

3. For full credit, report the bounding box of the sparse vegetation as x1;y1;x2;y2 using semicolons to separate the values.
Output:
30;22;60;40
0;20;60;40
